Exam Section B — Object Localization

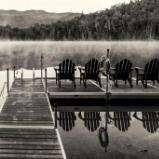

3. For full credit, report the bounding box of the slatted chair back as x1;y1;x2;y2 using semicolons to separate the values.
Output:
144;58;159;80
116;59;132;79
85;58;100;79
59;59;75;80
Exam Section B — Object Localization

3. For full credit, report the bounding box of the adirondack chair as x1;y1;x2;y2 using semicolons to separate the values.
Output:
110;59;133;88
78;58;101;88
135;58;159;88
54;59;76;88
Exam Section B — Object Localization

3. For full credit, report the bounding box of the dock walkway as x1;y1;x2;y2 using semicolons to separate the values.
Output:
0;79;65;159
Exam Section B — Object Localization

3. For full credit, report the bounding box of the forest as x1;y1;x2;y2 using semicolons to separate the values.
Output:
0;0;159;40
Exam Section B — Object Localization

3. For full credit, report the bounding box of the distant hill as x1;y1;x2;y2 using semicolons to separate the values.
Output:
0;0;158;40
0;9;81;28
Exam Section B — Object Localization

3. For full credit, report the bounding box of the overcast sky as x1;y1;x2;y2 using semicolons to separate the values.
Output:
0;0;131;13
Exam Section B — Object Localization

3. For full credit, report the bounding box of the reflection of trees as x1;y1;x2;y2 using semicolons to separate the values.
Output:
0;0;159;40
133;112;159;133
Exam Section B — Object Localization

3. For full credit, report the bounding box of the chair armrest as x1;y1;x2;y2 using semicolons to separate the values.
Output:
109;69;116;76
131;68;134;71
78;66;85;70
78;66;85;73
135;67;144;70
135;67;144;74
110;67;115;70
54;67;59;77
54;66;59;71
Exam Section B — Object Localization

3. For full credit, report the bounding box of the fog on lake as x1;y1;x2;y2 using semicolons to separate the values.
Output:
0;41;159;70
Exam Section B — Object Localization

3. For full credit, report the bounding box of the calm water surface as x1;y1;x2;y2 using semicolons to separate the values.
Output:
0;41;159;158
58;111;159;159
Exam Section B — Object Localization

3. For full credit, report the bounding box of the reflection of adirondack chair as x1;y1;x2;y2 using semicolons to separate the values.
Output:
135;59;159;88
78;112;101;132
109;112;131;132
58;112;76;131
54;59;76;88
79;58;101;88
110;59;133;88
133;112;159;133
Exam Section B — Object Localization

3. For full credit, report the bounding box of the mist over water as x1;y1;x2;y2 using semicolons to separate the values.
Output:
0;41;159;70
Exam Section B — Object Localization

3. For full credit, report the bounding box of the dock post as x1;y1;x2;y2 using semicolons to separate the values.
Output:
45;68;47;92
41;56;43;80
21;68;23;81
13;66;16;80
54;103;57;128
106;49;111;102
33;68;35;81
7;68;9;95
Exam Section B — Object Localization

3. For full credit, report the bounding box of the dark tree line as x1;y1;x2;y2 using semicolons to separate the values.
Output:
0;0;159;40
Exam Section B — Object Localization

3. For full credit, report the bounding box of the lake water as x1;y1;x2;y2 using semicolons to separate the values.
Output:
0;41;159;70
0;41;159;159
58;111;159;159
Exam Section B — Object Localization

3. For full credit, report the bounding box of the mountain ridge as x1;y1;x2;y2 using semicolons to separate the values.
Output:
0;9;81;28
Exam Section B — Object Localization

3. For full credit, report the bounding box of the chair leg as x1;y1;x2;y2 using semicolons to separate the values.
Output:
84;79;86;88
141;79;145;88
136;75;138;85
145;80;147;88
56;73;58;85
99;79;102;87
128;78;133;88
143;80;147;88
73;79;76;88
56;77;57;85
80;75;82;85
115;80;118;87
136;79;139;85
58;80;61;88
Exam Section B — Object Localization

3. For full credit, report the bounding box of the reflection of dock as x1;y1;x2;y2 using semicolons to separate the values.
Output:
0;79;65;159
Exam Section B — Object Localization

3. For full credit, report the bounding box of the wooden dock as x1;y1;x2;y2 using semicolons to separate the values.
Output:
0;79;66;159
1;73;159;158
47;78;159;112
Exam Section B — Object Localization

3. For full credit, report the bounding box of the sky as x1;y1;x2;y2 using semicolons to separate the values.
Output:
0;0;131;13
